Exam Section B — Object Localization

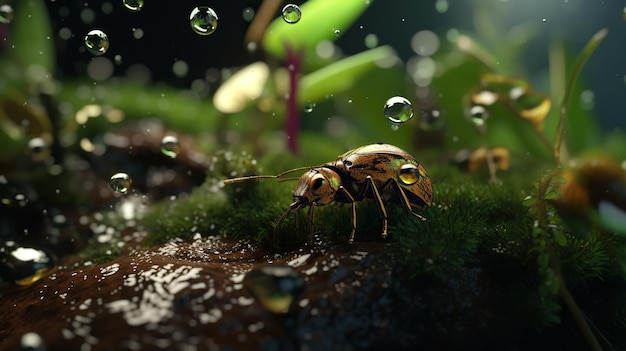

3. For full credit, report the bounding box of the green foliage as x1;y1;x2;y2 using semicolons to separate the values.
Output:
263;0;371;59
6;0;54;74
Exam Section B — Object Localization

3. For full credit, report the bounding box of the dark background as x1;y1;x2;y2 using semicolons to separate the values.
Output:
43;0;626;131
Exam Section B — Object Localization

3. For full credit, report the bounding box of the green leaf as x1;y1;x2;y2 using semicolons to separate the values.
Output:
263;0;372;59
7;0;54;73
298;46;396;104
554;28;607;161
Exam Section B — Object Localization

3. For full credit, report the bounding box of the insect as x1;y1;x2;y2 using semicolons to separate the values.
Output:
223;143;433;243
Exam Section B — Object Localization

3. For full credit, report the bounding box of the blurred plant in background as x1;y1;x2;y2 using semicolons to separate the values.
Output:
1;0;626;349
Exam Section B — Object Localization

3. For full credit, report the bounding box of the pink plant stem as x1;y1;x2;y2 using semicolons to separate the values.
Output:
284;44;303;154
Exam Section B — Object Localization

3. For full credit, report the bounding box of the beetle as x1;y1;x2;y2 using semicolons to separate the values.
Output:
223;143;433;243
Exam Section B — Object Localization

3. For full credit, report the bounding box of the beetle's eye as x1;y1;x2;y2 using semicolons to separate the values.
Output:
310;174;326;195
397;164;422;185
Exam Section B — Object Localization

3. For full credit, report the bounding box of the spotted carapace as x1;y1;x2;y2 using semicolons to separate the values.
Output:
223;143;433;243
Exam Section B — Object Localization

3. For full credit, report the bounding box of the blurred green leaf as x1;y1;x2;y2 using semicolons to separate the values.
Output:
554;29;607;160
263;0;371;59
7;0;54;73
298;46;396;105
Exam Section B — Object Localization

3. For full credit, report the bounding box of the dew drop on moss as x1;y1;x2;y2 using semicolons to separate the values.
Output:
281;4;302;24
122;0;144;12
84;29;109;56
384;96;414;124
109;173;132;194
189;6;218;36
160;135;180;158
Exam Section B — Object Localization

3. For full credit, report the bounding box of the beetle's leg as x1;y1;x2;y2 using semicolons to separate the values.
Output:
389;179;427;221
274;202;300;239
337;186;357;243
363;176;389;239
307;205;315;245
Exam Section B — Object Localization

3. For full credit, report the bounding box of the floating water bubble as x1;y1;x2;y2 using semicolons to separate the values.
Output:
109;173;132;194
281;4;302;24
0;4;14;24
411;30;440;56
304;101;316;113
418;109;445;131
468;105;488;127
364;33;378;48
161;135;180;158
435;0;449;13
243;265;305;314
0;245;55;286
27;137;51;162
84;29;109;56
123;0;144;12
384;96;414;124
189;6;218;36
242;7;255;22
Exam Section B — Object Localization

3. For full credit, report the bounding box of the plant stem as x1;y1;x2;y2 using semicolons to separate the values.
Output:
553;28;608;163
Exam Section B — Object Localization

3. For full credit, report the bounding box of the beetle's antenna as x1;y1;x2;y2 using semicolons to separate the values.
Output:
223;165;322;184
223;175;278;184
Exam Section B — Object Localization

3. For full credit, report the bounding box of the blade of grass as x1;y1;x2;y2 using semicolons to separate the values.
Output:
554;28;607;163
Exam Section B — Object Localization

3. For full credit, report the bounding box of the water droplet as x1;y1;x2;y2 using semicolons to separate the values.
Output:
27;137;51;162
160;135;180;158
391;124;399;131
364;33;378;48
109;173;132;194
304;101;316;113
243;266;305;314
189;6;218;36
467;105;488;127
0;245;55;286
418;109;445;131
542;18;547;22
0;4;14;24
398;164;423;185
281;4;302;24
435;0;449;13
333;29;341;37
123;0;144;12
384;96;414;124
242;7;255;22
84;29;109;56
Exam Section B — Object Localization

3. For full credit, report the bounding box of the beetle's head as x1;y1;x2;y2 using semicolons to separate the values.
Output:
292;167;341;206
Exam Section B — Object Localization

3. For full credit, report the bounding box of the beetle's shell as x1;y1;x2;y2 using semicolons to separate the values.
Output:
329;143;432;210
